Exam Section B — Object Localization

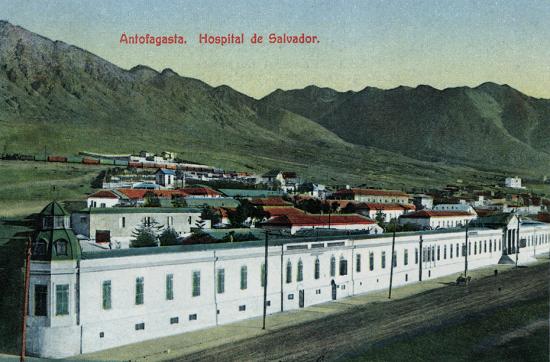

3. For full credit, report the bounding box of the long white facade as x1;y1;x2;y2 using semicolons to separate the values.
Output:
26;221;550;358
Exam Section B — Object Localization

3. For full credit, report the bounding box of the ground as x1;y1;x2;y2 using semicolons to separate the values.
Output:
67;258;549;362
0;160;105;217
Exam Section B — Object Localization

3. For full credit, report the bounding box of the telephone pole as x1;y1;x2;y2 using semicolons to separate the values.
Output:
262;232;268;330
20;237;32;362
464;223;469;278
419;235;423;282
388;218;397;299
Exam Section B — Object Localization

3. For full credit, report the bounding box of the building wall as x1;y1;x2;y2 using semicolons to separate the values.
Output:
71;211;205;243
26;225;550;358
399;215;476;229
87;197;120;208
354;194;409;204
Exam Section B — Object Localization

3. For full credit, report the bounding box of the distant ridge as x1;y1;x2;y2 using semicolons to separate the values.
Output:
1;20;550;186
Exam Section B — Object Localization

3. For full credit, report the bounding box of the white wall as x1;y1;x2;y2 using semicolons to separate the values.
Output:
27;224;550;358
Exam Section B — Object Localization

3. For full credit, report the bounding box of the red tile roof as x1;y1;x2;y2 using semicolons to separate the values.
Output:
264;214;376;227
182;187;222;197
400;210;475;219
88;190;120;199
334;188;409;198
360;203;416;211
250;197;293;207
116;188;189;200
264;207;305;218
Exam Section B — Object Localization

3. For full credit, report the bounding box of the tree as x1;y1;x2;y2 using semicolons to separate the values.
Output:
228;200;268;227
144;191;161;207
375;210;387;227
130;218;163;247
159;227;180;246
200;206;221;227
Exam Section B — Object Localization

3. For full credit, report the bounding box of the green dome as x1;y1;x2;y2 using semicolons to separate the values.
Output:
39;201;68;217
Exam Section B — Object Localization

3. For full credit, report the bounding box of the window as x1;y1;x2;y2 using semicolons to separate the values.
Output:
330;256;336;277
469;242;472;255
392;251;397;268
55;240;68;256
450;244;453;258
102;280;112;310
166;274;174;300
443;245;447;259
135;277;144;305
314;258;320;279
489;240;492;252
474;242;477;255
297;259;303;282
34;285;47;316
456;243;460;257
404;249;409;266
432;246;435;262
415;248;418;264
261;263;266;287
339;257;348;276
33;240;47;256
167;216;174;227
484;240;487;253
135;322;145;330
100;203;106;208
217;268;225;294
121;217;126;228
239;305;246;311
426;247;430;263
381;252;386;269
189;314;197;321
356;254;361;272
240;265;247;290
369;252;374;270
55;284;69;315
192;271;200;297
286;260;292;284
288;294;294;300
170;317;179;324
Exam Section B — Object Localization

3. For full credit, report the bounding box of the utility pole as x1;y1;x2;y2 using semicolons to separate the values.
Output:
388;218;397;299
515;214;520;268
20;237;32;362
419;235;423;282
464;223;469;278
262;232;269;330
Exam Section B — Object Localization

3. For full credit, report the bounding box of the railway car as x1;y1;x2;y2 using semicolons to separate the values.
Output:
48;156;67;163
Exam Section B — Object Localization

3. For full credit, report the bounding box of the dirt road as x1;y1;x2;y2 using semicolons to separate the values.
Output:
179;262;549;362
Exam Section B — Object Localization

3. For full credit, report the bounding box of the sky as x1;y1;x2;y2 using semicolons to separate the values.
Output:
2;0;550;99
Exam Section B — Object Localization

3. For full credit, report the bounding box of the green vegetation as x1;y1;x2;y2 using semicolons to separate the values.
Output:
353;297;549;362
0;161;105;217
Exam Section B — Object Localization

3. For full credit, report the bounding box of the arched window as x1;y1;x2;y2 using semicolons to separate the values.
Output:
339;256;348;276
286;260;292;284
297;259;303;282
33;239;47;256
314;258;320;279
330;256;336;277
55;239;68;256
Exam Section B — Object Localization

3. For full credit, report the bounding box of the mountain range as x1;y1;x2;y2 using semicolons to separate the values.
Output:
1;20;549;188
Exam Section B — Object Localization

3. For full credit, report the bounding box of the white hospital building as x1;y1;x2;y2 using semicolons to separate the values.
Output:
26;202;550;358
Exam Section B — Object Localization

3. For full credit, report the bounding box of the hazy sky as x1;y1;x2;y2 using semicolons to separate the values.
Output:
2;0;550;98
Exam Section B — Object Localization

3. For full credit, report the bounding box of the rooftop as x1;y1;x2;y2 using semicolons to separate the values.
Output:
334;188;409;198
76;207;202;214
80;226;496;260
400;210;475;218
